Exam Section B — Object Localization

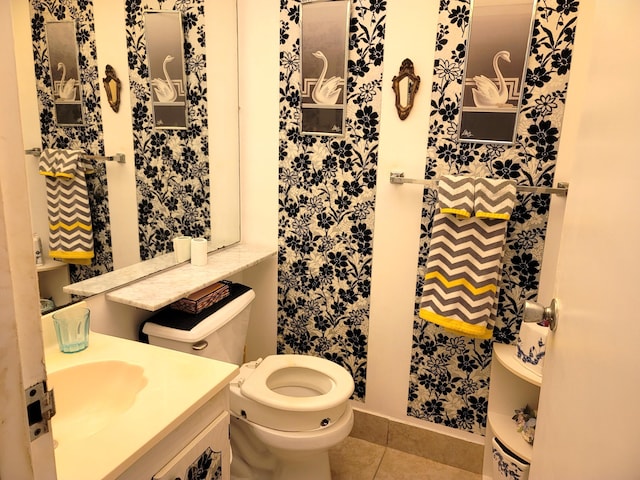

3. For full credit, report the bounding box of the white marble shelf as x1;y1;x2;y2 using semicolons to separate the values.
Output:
104;243;276;311
64;250;184;297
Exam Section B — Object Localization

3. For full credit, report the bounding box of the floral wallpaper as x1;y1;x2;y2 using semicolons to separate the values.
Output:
186;447;221;480
408;0;579;434
29;0;113;284
277;1;387;399
125;0;210;260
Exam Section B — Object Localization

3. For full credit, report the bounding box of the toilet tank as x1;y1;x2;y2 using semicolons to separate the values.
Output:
142;287;255;365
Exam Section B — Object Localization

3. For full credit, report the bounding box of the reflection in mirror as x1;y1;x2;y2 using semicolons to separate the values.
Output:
391;58;420;121
458;0;537;144
144;11;188;130
102;65;121;113
45;21;84;126
14;0;241;301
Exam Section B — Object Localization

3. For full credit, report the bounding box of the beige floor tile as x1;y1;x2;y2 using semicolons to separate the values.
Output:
373;448;482;480
329;436;385;480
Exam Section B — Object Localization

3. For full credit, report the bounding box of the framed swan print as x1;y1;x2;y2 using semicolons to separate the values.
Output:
45;21;85;126
458;0;537;145
144;11;188;129
301;0;350;136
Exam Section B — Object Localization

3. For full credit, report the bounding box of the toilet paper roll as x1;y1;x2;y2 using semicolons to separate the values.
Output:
190;237;208;266
173;236;192;263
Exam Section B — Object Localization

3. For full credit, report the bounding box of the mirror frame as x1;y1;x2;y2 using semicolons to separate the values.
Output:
391;58;420;121
102;64;121;113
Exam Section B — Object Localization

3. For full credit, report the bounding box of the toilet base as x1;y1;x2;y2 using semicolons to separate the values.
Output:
230;404;353;480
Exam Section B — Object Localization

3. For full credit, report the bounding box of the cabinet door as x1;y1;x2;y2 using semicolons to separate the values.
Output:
153;411;230;480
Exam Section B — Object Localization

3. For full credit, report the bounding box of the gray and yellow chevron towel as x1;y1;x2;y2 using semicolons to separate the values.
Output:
474;177;517;220
419;176;515;338
38;149;94;265
437;175;475;218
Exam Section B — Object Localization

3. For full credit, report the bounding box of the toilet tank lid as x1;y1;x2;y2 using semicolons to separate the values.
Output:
140;285;254;343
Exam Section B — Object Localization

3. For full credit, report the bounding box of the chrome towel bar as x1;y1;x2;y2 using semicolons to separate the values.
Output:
389;172;569;196
25;147;125;164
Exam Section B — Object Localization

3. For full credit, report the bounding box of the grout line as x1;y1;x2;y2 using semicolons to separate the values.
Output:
372;446;388;480
384;417;390;448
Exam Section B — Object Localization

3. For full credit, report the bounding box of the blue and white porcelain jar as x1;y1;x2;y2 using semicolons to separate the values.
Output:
515;321;549;377
491;436;530;480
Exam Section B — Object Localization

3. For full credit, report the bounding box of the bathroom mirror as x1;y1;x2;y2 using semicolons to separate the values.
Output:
45;20;84;126
144;11;188;129
300;0;350;136
458;0;537;144
14;0;241;299
391;58;420;121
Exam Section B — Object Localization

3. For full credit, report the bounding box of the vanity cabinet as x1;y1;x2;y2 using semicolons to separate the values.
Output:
117;389;232;480
152;411;230;480
482;343;541;479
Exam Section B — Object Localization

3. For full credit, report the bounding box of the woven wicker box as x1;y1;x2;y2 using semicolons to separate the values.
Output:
170;281;231;314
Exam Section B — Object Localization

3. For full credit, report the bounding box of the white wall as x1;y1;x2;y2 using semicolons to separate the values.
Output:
92;0;140;269
235;0;280;361
364;1;467;437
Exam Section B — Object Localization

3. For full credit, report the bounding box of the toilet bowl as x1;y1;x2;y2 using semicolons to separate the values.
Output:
141;285;354;480
229;354;354;480
230;403;354;480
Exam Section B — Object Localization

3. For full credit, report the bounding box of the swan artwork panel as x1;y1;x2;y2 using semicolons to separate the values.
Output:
300;0;350;135
458;0;538;144
45;20;84;125
144;11;189;129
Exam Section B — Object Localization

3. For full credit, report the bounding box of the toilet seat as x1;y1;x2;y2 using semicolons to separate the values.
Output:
229;354;354;431
240;354;354;411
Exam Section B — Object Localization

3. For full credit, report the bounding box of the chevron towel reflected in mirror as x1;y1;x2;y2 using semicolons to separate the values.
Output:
38;149;94;265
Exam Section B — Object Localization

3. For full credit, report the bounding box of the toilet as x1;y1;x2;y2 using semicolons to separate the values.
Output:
141;284;354;480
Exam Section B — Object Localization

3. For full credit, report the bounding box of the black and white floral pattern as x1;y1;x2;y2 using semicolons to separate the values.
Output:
186;447;221;480
125;0;210;260
408;0;579;434
29;0;113;284
277;1;386;399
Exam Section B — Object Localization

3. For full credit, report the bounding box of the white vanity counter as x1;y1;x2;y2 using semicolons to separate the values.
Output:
43;307;238;480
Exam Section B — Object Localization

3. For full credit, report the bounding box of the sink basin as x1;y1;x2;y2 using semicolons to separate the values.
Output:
48;361;148;445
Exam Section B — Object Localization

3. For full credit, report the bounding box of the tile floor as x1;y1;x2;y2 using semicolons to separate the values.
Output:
329;436;482;480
